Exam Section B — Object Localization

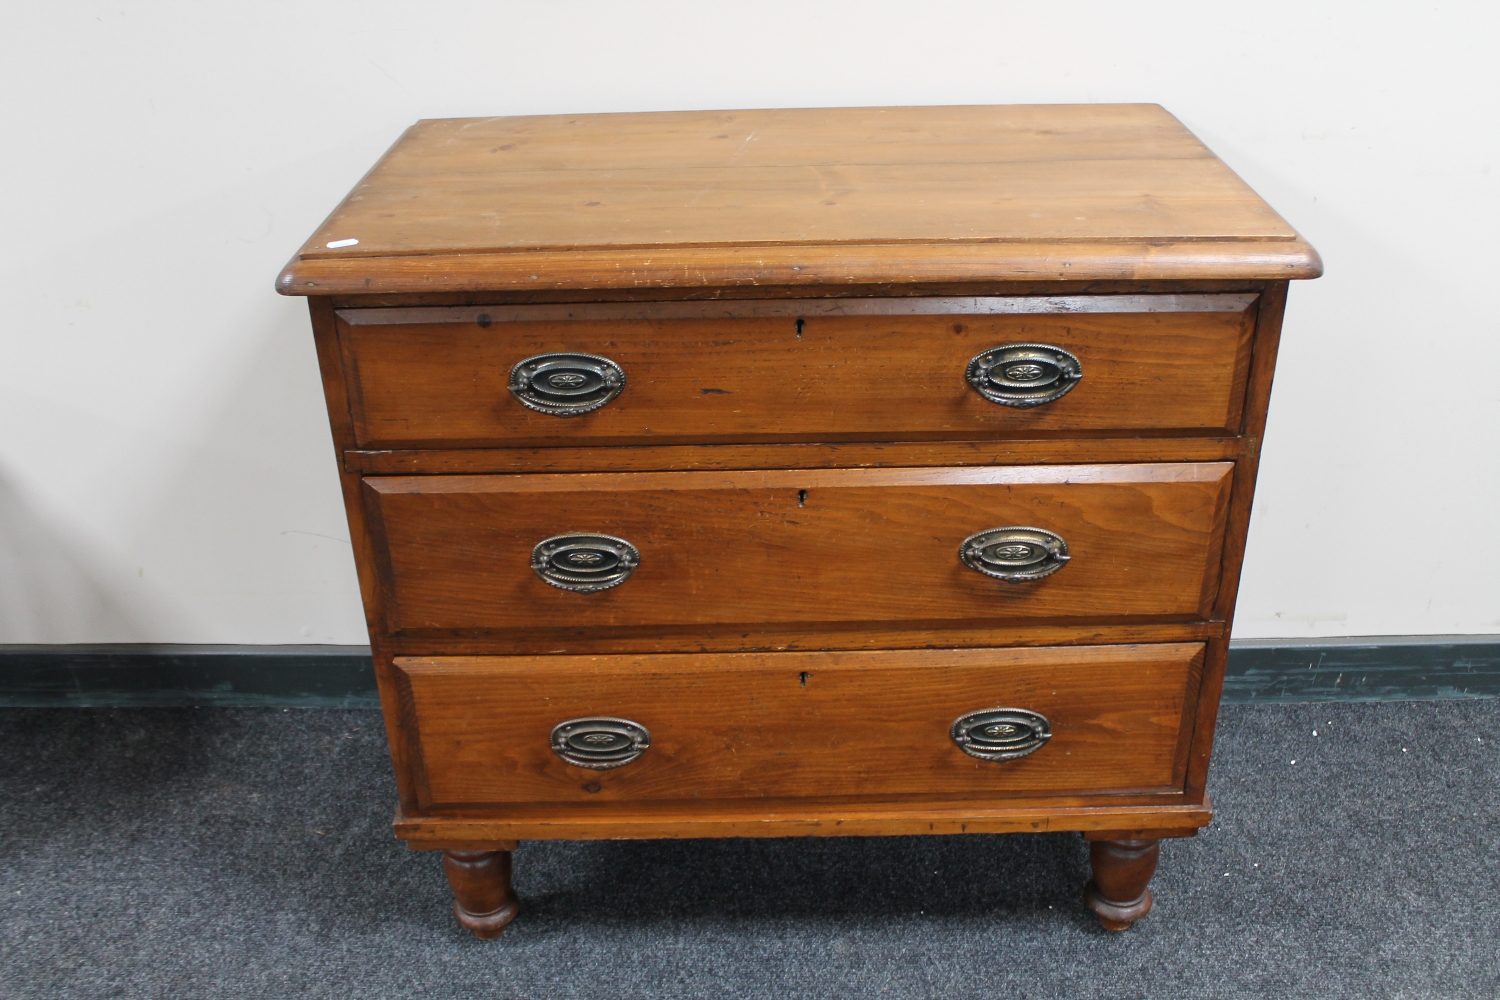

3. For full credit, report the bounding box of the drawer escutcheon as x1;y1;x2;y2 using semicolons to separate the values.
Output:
531;534;640;593
550;717;651;769
960;527;1070;582
965;343;1082;407
509;352;626;416
950;708;1052;761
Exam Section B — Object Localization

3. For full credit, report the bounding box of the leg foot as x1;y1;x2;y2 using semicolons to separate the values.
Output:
1084;838;1159;931
442;849;520;939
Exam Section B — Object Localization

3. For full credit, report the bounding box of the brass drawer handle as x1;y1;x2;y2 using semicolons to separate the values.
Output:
531;534;639;593
509;352;625;416
966;343;1081;407
960;527;1069;582
951;708;1052;761
551;717;651;769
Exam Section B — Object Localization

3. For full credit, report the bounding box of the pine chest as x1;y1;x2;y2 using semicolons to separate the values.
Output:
278;104;1319;935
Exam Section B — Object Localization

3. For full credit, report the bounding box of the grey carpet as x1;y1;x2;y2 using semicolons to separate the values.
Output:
1;700;1497;999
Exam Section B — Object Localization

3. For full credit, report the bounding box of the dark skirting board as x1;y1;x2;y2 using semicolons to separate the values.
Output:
0;645;380;708
1;636;1498;707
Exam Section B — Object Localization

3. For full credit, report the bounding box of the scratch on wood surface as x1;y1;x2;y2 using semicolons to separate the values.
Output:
728;130;759;164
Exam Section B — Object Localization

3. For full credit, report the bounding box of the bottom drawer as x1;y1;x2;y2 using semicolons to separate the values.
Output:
395;644;1203;810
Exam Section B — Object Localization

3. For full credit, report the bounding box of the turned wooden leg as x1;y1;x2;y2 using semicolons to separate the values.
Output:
1084;838;1160;931
442;849;520;939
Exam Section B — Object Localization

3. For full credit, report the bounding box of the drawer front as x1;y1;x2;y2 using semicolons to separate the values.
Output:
365;463;1232;635
337;295;1256;449
395;644;1203;809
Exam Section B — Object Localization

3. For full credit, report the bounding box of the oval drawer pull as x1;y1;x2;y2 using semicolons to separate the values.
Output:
509;352;625;416
950;708;1052;761
531;534;639;592
550;717;651;769
966;343;1081;407
960;526;1069;582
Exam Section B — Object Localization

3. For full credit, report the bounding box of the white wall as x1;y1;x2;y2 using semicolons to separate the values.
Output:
1;1;1496;644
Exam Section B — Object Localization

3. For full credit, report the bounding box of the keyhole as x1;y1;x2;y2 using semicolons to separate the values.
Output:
798;672;810;687
797;489;807;507
795;318;805;338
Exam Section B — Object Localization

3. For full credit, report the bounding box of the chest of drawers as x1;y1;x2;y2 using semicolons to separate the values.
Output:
278;104;1319;936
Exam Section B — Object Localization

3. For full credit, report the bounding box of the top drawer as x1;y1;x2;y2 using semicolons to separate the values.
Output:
335;295;1257;449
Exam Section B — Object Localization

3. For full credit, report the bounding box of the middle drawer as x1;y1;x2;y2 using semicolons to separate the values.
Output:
364;463;1232;636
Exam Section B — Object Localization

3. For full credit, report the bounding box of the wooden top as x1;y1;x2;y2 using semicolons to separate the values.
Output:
278;104;1320;295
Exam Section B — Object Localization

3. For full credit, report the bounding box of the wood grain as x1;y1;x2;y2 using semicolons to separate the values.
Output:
295;107;1294;255
441;850;520;939
327;278;1272;309
362;463;1233;635
276;105;1319;294
393;643;1204;810
395;799;1213;843
378;621;1223;658
281;240;1320;295
345;436;1248;477
1185;280;1293;798
336;296;1256;449
345;293;1257;322
333;104;1222;179
306;299;426;815
1084;839;1160;930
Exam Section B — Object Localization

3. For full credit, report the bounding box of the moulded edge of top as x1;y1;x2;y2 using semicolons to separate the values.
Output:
275;238;1323;296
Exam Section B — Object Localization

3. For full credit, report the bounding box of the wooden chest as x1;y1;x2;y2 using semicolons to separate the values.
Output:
278;104;1320;935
